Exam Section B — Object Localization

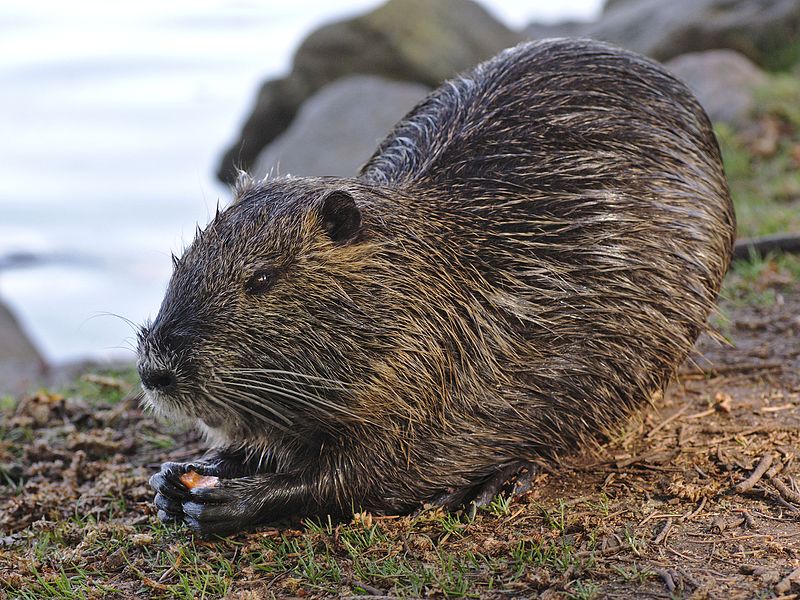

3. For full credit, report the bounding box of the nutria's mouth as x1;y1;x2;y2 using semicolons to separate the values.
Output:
140;387;189;422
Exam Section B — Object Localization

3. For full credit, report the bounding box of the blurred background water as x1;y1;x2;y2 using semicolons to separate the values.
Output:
0;0;602;365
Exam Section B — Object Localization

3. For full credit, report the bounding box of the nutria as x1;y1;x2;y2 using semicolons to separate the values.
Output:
139;38;735;537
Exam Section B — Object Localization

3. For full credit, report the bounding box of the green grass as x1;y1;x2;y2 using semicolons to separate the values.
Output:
566;579;601;600
482;493;513;518
755;73;800;124
57;367;140;406
146;511;587;598
716;72;800;294
535;500;569;533
716;72;800;241
722;251;800;305
718;124;800;239
613;563;656;584
510;538;578;573
19;565;121;600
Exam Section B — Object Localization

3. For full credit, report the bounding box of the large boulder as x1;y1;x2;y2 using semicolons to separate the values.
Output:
523;22;588;42
525;0;800;71
0;298;46;396
252;76;429;179
217;0;522;183
665;50;769;127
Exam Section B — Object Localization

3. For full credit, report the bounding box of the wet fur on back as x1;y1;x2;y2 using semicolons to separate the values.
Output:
139;38;735;535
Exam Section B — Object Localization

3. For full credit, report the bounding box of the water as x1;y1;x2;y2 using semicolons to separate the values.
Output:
0;0;602;365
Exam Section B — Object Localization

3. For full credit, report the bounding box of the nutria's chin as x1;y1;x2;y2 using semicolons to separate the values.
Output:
138;38;735;538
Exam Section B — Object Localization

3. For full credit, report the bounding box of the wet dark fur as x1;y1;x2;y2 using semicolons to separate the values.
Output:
139;39;735;537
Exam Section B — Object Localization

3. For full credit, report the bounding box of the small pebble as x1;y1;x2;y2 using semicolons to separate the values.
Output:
130;533;154;546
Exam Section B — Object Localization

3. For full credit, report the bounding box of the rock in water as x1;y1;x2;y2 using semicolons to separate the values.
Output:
252;76;429;179
666;50;768;128
0;299;46;396
216;0;522;183
526;0;800;71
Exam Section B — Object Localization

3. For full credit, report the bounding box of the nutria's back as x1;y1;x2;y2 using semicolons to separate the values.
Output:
355;37;734;443
140;39;735;537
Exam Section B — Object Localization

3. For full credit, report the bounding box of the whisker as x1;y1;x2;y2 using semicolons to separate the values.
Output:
217;398;288;431
105;344;137;354
219;368;352;388
224;379;330;409
203;388;291;431
268;377;347;393
89;311;141;332
204;383;293;429
225;389;294;427
223;377;369;424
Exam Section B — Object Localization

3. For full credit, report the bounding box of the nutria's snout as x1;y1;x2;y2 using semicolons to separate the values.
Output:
139;367;177;393
136;324;185;399
137;319;226;428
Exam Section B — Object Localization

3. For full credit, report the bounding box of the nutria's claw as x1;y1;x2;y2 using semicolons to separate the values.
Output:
472;462;535;507
424;461;536;514
156;507;182;523
181;483;250;538
149;460;263;537
183;513;240;538
154;491;184;518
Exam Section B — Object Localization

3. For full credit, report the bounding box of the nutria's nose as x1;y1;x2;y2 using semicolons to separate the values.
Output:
139;368;177;392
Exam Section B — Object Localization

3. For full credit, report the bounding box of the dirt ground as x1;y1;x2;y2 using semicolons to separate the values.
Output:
534;283;800;598
0;280;799;599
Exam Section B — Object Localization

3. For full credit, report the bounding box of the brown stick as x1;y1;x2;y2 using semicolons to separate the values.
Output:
733;233;800;260
735;453;773;493
646;406;688;439
770;477;800;505
775;566;800;595
653;517;673;544
678;362;783;378
342;577;386;597
656;568;676;594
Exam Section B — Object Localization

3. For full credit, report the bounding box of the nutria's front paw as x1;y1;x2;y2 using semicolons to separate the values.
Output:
181;482;257;538
149;461;219;524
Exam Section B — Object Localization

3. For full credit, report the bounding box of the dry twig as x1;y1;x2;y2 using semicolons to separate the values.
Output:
736;454;774;493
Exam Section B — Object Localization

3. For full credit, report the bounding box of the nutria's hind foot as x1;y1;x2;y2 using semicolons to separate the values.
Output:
422;461;536;514
473;462;536;507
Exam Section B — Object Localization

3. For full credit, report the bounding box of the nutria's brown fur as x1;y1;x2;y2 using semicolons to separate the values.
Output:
139;38;735;537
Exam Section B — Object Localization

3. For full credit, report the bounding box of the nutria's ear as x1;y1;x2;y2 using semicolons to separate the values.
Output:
318;190;362;244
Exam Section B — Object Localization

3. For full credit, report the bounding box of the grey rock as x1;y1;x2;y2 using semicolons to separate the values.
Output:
666;50;768;127
602;0;634;12
0;298;46;397
524;21;588;42
526;0;800;71
45;358;136;393
217;0;522;183
252;76;429;179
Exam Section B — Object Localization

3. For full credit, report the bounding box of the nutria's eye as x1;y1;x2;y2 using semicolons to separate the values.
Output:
244;269;276;295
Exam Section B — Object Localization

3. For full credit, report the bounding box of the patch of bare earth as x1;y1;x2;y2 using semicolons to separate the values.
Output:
531;283;800;598
0;282;798;599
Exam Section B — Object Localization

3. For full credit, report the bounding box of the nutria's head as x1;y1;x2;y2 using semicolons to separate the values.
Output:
137;177;390;444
